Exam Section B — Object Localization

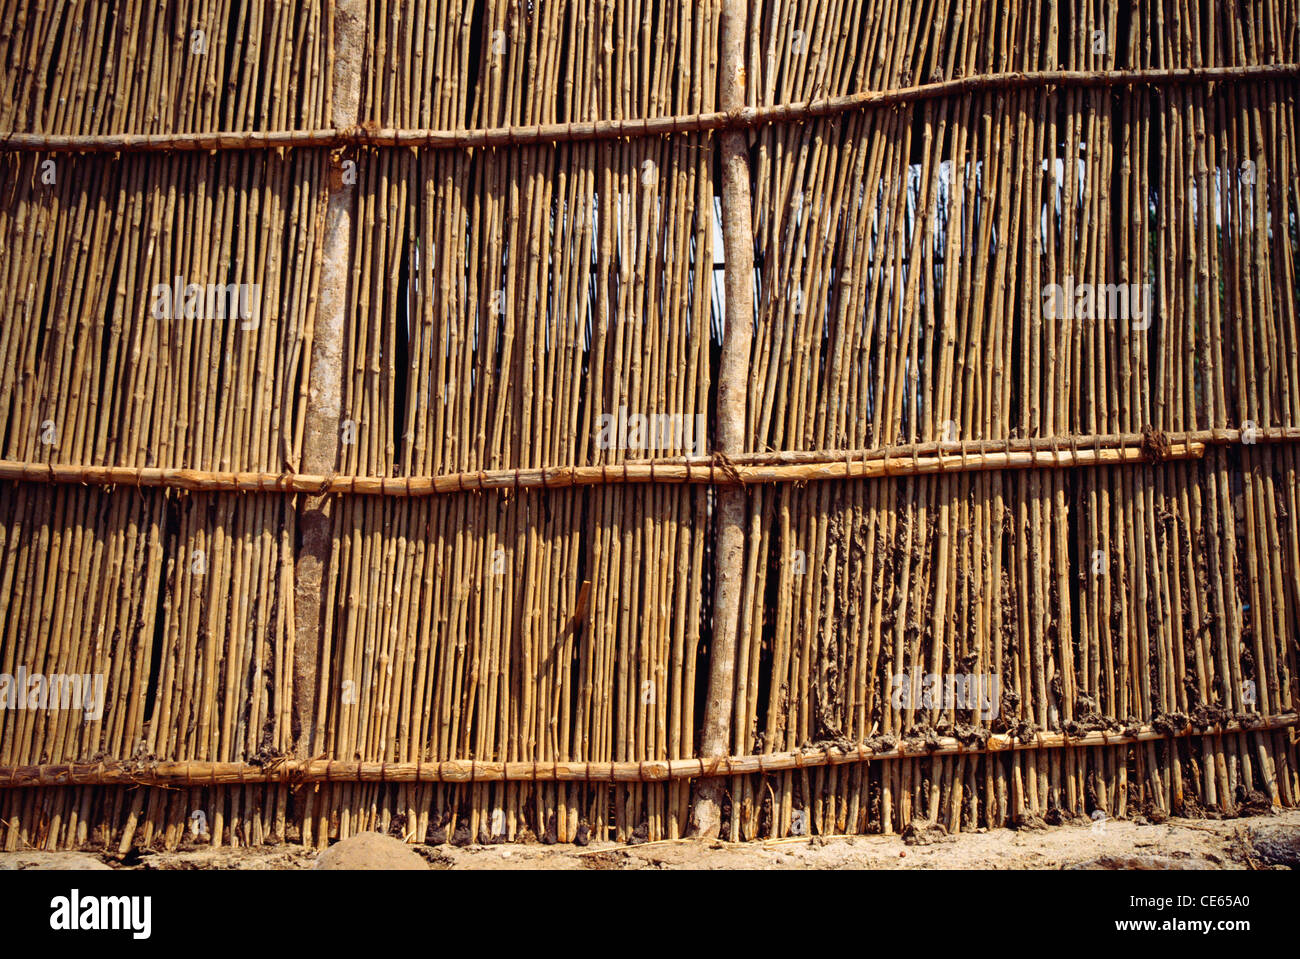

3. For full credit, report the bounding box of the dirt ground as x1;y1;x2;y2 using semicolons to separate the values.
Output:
3;808;1297;870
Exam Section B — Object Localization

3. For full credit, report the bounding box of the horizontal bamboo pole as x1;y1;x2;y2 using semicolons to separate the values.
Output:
0;438;1209;495
3;65;1295;154
648;427;1300;465
3;714;1294;786
9;425;1300;496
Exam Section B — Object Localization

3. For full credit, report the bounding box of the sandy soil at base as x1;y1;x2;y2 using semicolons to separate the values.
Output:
3;808;1297;870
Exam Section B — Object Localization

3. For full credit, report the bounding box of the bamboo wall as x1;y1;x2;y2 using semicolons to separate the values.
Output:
0;0;1298;851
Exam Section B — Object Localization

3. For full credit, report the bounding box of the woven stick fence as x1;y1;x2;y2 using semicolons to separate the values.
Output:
5;65;1299;153
0;0;1298;852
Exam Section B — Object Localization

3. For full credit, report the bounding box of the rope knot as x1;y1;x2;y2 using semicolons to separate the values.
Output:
1139;425;1170;463
711;451;746;488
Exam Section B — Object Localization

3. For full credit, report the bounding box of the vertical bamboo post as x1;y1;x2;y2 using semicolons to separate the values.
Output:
691;0;756;838
293;0;365;759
